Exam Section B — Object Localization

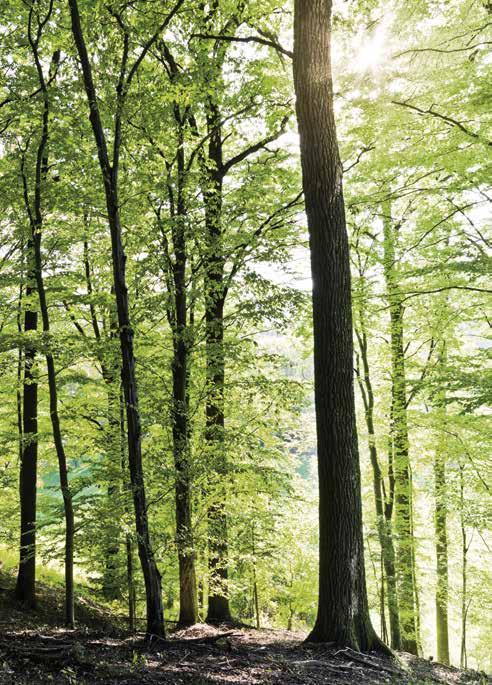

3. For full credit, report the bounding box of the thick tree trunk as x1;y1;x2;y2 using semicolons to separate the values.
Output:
15;271;38;609
293;0;386;651
68;0;165;637
203;104;232;624
381;207;418;654
169;113;197;626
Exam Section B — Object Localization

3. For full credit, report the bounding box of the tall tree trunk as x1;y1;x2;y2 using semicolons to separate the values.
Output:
251;525;260;629
101;374;123;600
354;297;401;649
171;116;197;625
15;263;38;609
293;0;386;651
120;385;136;633
203;102;231;624
68;0;165;636
433;348;450;664
381;206;418;654
459;463;468;669
18;39;75;626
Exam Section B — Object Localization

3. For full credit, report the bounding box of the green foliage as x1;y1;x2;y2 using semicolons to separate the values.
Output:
0;0;489;670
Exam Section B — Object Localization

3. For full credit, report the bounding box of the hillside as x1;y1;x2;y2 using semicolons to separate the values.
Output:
0;567;488;685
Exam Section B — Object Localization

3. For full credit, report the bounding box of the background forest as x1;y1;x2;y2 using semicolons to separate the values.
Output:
0;0;490;675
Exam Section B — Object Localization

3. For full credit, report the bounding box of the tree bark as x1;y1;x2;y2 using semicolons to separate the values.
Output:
170;113;197;626
293;0;387;651
68;0;165;637
203;100;232;624
15;259;38;609
381;206;418;654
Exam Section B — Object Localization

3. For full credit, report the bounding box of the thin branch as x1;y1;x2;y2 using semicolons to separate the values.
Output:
125;0;186;89
343;144;375;173
191;32;293;59
392;100;492;147
400;285;491;303
394;41;492;58
221;114;290;176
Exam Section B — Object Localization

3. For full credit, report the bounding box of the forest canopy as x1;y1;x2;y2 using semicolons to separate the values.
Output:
0;0;490;675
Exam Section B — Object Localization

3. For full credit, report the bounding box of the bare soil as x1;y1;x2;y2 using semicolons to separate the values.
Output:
0;570;489;685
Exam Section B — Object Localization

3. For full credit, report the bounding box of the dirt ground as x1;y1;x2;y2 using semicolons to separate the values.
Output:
0;574;489;685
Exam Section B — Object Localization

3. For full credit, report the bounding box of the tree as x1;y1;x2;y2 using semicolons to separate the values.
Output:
66;0;177;637
292;0;386;651
381;204;419;654
353;251;401;650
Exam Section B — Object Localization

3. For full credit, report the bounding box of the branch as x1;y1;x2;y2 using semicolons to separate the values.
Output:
125;0;186;89
191;33;293;59
392;100;492;147
343;144;375;173
400;285;491;304
62;301;87;338
224;191;303;295
394;41;492;58
221;114;290;176
406;337;436;407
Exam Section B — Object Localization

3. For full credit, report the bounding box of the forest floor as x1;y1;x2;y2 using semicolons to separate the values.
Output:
0;568;489;685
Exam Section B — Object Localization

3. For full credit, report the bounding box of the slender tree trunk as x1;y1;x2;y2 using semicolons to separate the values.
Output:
459;464;468;669
18;41;75;626
119;385;136;633
434;445;449;664
68;0;165;636
253;572;260;630
251;525;260;629
354;291;401;649
381;206;418;654
293;0;387;651
380;558;388;645
433;349;450;664
126;534;137;633
102;374;123;600
15;270;38;609
30;187;75;628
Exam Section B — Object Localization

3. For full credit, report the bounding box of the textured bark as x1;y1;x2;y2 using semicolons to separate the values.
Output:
68;0;165;637
154;79;198;624
293;0;386;651
203;100;231;624
381;207;418;654
171;126;197;625
15;265;38;609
